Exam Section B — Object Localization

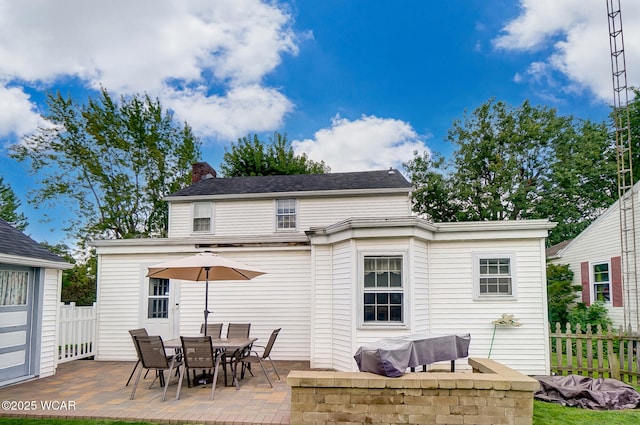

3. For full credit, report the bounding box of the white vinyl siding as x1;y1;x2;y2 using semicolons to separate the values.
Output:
167;202;191;237
168;194;411;237
95;248;311;362
39;269;62;378
428;240;548;375
297;195;410;230
95;254;147;361
330;241;355;372
309;244;334;368
412;240;430;332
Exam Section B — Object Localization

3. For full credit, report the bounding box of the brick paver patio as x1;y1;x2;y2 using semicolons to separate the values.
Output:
0;359;310;424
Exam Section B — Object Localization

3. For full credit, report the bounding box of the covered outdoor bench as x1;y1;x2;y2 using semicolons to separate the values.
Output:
354;333;471;377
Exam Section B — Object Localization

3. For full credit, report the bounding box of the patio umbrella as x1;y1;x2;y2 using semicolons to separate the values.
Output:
146;251;266;336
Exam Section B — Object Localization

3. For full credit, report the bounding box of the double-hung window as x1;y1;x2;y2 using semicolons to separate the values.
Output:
474;254;516;300
592;262;611;303
193;201;212;233
147;278;169;319
276;199;296;230
363;256;403;324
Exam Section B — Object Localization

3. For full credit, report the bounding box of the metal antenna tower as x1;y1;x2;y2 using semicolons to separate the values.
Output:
607;0;639;331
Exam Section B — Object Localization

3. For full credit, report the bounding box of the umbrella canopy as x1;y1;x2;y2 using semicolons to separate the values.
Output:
146;251;266;335
147;251;266;281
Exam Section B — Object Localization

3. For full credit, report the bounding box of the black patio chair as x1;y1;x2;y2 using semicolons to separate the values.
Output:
130;335;181;401
126;328;148;386
176;336;220;400
240;328;281;387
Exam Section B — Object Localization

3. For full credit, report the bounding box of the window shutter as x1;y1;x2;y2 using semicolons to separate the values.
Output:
611;256;623;307
580;261;590;306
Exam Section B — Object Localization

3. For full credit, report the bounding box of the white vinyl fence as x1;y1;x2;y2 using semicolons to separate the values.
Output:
58;302;96;363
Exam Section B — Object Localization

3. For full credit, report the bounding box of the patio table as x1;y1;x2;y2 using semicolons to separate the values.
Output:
353;333;471;377
164;337;257;391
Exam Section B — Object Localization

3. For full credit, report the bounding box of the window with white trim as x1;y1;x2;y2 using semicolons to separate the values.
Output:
474;254;516;300
592;262;611;303
147;278;169;319
363;256;403;323
276;199;296;230
193;201;212;232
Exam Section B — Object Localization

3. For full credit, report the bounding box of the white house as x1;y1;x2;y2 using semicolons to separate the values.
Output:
0;218;71;387
548;182;640;331
92;164;555;375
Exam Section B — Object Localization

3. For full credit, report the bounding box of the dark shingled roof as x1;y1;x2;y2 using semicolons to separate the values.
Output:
0;218;68;264
169;169;412;198
546;239;573;259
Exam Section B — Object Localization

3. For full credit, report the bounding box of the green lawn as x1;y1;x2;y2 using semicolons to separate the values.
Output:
533;400;640;425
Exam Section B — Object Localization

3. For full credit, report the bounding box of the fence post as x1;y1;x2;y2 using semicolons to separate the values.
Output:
607;325;620;380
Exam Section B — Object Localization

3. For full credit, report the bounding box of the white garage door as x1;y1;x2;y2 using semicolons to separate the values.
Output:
0;267;34;383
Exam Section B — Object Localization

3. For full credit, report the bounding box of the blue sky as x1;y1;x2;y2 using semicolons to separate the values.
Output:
0;0;639;245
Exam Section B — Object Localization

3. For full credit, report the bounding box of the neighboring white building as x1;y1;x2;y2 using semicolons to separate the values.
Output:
0;218;71;387
92;164;555;375
548;183;640;331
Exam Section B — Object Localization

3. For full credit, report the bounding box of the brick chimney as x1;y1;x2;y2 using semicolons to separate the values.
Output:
192;162;217;183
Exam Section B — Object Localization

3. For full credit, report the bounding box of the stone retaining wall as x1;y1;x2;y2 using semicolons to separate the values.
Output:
287;357;539;425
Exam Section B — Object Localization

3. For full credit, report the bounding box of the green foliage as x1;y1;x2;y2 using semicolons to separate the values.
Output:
613;87;640;186
404;98;617;245
221;132;329;177
0;177;28;231
547;264;582;327
567;302;613;332
41;242;96;305
11;88;201;242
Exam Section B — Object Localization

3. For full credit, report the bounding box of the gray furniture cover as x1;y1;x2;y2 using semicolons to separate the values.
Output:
534;375;640;410
354;333;471;377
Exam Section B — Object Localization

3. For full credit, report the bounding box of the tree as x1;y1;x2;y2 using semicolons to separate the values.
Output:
546;263;582;327
616;87;640;184
220;132;329;177
11;88;201;241
0;177;28;231
42;242;96;306
404;99;617;245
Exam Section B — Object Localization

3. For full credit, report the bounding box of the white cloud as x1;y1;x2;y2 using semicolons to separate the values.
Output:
0;85;46;139
0;0;298;139
494;0;640;101
163;84;293;140
292;115;429;172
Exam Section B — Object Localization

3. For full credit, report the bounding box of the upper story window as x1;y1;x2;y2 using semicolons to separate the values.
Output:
276;199;297;230
474;253;516;300
592;262;611;303
193;201;212;233
362;255;404;324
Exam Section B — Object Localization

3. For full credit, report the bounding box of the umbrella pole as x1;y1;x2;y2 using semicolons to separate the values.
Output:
204;267;210;337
